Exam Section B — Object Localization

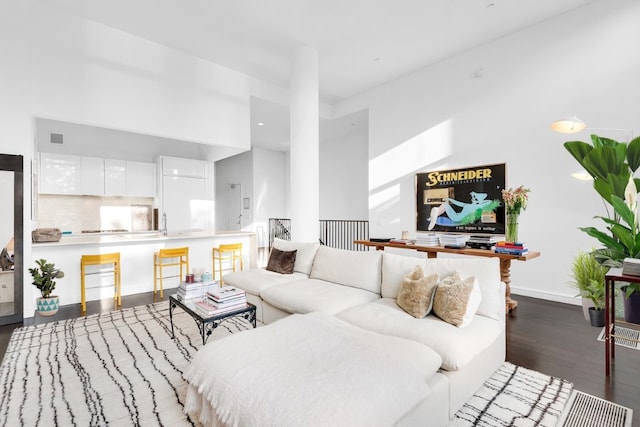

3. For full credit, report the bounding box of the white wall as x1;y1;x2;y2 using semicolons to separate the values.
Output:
214;151;253;231
35;118;209;163
333;0;640;304
1;2;33;317
0;172;14;249
319;112;369;220
253;147;287;245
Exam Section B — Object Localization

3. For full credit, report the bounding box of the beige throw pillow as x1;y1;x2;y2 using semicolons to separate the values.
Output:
432;272;476;327
397;266;439;319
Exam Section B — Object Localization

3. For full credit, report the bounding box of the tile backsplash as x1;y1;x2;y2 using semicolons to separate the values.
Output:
37;195;154;234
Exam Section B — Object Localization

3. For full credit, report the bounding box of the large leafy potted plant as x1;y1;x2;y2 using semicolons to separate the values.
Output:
29;258;64;316
569;250;608;327
564;135;640;323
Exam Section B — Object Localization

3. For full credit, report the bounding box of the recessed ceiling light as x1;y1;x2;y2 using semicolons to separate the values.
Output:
257;122;264;126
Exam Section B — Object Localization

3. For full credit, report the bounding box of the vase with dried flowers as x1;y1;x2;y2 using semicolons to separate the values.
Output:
502;185;531;243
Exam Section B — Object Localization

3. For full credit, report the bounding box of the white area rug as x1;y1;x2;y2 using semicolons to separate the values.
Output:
0;301;252;426
0;301;581;426
449;362;574;427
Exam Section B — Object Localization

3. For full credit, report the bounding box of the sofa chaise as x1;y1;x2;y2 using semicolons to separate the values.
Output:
183;238;506;426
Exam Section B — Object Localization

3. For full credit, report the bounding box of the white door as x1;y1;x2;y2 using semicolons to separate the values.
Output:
227;183;242;230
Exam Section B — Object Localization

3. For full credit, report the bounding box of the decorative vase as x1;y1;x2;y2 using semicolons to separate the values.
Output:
505;213;519;243
36;295;59;317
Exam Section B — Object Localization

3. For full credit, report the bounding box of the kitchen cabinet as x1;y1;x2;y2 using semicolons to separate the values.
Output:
157;156;210;232
39;153;82;194
81;156;105;195
105;159;126;196
162;175;208;231
160;156;207;178
126;161;156;197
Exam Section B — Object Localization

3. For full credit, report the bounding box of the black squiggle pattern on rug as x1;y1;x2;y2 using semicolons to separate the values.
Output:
449;362;573;427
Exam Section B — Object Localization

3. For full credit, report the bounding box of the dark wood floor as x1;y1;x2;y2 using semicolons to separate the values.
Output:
1;294;638;424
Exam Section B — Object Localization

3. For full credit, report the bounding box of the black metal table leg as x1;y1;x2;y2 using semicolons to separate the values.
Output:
170;299;176;339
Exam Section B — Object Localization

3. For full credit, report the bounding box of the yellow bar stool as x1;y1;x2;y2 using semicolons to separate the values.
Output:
153;247;189;298
80;252;121;314
212;243;243;285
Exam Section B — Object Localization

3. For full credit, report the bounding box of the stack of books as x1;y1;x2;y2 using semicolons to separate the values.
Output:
175;280;218;301
622;258;640;276
415;233;440;247
493;241;528;256
195;286;248;316
466;235;499;250
439;234;469;247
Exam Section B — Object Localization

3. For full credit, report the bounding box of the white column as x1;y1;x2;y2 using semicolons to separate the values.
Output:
289;46;319;241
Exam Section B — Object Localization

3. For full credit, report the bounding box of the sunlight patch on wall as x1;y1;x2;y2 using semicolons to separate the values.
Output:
369;119;453;191
369;184;400;211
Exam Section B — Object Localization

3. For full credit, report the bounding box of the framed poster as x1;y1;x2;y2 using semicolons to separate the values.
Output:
416;163;506;234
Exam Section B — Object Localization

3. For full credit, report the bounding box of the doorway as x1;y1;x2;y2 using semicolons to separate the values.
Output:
227;183;242;230
0;154;23;325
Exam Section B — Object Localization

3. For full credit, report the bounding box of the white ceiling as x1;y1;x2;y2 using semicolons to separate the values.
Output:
39;0;597;150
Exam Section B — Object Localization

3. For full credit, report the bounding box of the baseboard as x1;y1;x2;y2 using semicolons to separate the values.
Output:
511;287;581;306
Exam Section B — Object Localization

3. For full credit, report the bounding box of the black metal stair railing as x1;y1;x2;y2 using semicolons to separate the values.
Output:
268;218;369;251
319;219;369;251
268;218;292;248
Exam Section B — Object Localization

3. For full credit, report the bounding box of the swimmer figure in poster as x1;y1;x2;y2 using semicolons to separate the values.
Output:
428;191;493;230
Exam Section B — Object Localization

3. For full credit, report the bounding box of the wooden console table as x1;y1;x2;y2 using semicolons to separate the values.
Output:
354;240;540;313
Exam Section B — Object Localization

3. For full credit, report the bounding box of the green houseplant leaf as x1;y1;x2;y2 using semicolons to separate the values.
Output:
565;135;640;264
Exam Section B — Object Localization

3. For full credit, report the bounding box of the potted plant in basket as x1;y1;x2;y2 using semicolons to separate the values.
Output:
569;250;608;327
564;134;640;323
29;258;64;316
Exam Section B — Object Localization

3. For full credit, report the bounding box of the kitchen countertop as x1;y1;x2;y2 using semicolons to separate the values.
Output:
32;230;256;247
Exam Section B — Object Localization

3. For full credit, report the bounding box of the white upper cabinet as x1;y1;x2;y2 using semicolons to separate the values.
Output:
105;159;126;196
126;161;156;197
160;156;207;178
39;153;82;194
39;153;160;198
81;156;105;195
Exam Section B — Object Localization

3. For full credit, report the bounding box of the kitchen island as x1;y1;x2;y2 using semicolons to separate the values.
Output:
29;231;256;319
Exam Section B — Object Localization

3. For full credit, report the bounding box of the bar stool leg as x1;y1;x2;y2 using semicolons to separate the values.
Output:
81;263;87;313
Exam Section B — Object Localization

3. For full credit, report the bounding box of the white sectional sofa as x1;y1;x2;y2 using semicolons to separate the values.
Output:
219;238;506;425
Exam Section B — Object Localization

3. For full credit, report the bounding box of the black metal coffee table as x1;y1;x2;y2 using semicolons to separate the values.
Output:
169;295;257;345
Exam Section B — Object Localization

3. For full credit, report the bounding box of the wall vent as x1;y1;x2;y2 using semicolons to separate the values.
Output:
50;133;64;144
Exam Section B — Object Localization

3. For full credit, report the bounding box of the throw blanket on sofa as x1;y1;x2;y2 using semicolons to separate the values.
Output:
183;312;440;427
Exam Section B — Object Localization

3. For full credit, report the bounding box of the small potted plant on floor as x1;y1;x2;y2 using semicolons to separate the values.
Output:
29;258;64;316
569;250;608;327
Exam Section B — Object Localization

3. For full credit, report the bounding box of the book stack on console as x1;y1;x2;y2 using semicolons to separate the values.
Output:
195;286;248;316
439;234;469;248
493;241;528;256
176;280;218;301
622;258;640;276
466;235;499;250
415;233;440;247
